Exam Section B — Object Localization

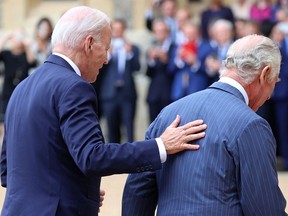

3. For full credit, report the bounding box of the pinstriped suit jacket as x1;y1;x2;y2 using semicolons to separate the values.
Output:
122;81;287;216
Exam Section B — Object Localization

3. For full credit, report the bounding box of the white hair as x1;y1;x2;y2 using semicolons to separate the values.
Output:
51;6;111;50
220;34;281;84
212;19;233;31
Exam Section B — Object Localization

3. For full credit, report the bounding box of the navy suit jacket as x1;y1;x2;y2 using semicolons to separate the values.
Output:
273;38;288;100
99;45;140;102
146;42;175;104
200;6;234;40
122;82;287;216
168;41;210;101
0;54;161;216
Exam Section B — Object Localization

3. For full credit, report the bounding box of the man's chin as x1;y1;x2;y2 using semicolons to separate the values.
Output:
91;73;99;83
90;77;97;83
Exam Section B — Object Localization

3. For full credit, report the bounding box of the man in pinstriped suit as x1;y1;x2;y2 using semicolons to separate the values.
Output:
122;34;287;215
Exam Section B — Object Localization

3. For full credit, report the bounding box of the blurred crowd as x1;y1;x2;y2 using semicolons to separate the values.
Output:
0;17;53;142
0;0;288;170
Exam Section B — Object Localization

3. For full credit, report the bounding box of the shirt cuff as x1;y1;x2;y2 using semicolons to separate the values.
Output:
156;137;167;163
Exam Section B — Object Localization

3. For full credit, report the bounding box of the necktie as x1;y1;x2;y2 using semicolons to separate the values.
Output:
114;48;125;87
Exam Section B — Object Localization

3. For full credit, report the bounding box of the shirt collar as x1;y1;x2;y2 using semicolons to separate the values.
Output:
219;77;249;105
53;52;81;76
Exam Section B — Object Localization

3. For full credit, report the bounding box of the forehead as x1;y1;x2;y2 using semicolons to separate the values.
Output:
112;21;125;30
154;22;168;31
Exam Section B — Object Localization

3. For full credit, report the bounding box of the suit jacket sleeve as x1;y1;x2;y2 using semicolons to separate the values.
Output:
129;45;141;72
122;119;160;216
58;80;161;176
122;171;158;216
236;118;287;215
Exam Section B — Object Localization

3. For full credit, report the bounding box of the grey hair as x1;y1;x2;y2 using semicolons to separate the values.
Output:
211;19;233;31
51;6;111;50
220;34;281;84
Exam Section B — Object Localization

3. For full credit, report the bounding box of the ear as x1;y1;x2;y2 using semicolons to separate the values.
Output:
85;35;94;51
259;65;271;85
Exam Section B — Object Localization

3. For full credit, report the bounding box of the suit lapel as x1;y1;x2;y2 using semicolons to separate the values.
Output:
208;81;246;103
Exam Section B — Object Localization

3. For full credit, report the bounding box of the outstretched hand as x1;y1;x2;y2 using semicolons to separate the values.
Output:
160;115;207;155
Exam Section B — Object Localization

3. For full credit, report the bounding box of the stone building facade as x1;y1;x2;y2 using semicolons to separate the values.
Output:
0;0;233;35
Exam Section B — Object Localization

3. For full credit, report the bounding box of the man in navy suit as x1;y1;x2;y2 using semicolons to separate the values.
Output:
99;18;140;143
145;19;175;123
122;34;287;215
270;22;288;171
0;6;208;216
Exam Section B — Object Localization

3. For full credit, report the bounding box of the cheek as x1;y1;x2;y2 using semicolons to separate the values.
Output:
93;52;104;67
97;50;107;61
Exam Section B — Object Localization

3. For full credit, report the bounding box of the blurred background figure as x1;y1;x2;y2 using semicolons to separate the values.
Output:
234;18;260;39
0;29;36;142
242;19;261;36
249;0;272;24
29;17;53;74
234;18;247;40
270;22;288;171
174;8;191;46
168;21;209;101
145;0;178;42
145;19;175;123
273;7;288;23
145;0;164;31
271;0;288;23
230;0;253;20
98;19;141;143
204;19;234;84
200;0;234;40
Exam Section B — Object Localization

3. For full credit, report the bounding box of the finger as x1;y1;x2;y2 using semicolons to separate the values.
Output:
167;143;200;155
185;124;207;135
100;189;105;196
169;115;181;128
180;143;200;150
185;132;206;143
99;200;103;213
181;119;204;130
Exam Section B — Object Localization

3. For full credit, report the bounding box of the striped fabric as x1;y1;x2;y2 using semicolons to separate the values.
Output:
122;82;287;216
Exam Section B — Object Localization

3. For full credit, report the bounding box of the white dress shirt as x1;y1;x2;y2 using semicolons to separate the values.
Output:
219;77;249;105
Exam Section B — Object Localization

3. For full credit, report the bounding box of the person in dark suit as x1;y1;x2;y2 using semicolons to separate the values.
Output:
122;34;287;215
99;18;140;143
145;19;175;123
204;19;234;85
0;6;208;216
200;0;234;41
168;21;209;101
0;30;36;123
0;30;36;143
144;0;178;42
270;22;288;170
